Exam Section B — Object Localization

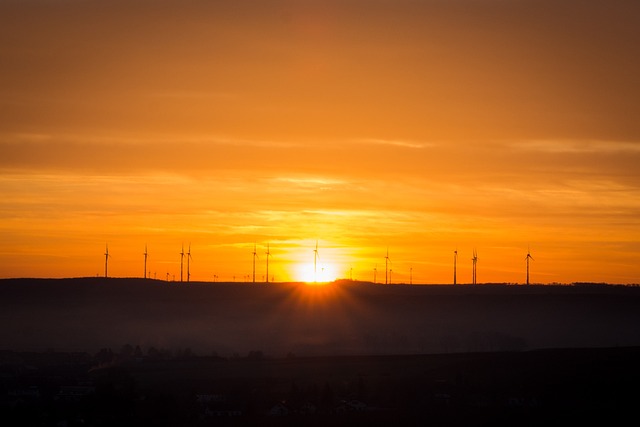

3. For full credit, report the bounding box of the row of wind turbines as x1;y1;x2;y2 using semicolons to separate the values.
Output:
103;242;535;285
105;242;270;284
106;243;193;282
453;247;535;286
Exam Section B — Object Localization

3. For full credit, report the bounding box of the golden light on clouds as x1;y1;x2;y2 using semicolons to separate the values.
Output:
1;1;639;284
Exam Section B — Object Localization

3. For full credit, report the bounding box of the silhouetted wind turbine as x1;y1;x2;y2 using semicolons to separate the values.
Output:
180;244;185;283
471;249;478;285
143;245;148;279
453;249;458;285
252;243;258;284
104;244;110;278
313;240;319;279
526;247;534;285
410;267;413;285
187;243;193;283
265;243;271;284
385;248;391;285
373;265;377;284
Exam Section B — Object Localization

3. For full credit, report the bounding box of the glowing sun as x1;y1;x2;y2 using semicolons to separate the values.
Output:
295;262;338;283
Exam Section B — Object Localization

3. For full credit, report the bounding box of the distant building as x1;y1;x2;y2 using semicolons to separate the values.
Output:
203;407;242;417
268;402;290;416
298;402;317;415
196;394;226;404
335;399;368;413
55;386;95;402
8;386;40;399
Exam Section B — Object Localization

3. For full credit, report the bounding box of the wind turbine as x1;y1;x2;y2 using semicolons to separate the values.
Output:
265;243;271;284
410;267;413;285
187;243;193;283
453;249;458;285
180;244;185;283
385;248;391;285
104;244;110;278
252;243;258;284
143;245;148;279
471;249;478;285
373;265;377;284
526;247;534;285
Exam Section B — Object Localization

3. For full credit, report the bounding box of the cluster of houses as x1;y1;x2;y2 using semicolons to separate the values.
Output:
196;392;374;419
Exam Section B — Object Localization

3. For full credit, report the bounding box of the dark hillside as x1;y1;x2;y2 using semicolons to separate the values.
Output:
1;278;639;356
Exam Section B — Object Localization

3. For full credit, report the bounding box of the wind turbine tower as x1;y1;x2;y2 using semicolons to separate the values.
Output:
187;244;193;283
180;244;185;283
144;245;148;279
313;240;319;279
265;243;271;284
385;248;391;285
526;248;534;285
453;249;458;285
104;244;110;278
471;249;478;285
252;243;258;284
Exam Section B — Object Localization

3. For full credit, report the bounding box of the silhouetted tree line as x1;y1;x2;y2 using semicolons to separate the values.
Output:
93;344;202;367
89;344;276;369
3;347;640;426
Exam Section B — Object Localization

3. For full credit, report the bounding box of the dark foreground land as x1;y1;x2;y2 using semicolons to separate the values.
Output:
1;346;639;426
1;278;640;356
1;279;640;425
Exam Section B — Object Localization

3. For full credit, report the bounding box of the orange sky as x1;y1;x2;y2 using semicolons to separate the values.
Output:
1;0;639;283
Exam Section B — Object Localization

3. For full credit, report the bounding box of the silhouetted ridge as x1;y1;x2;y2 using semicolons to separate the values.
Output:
1;278;639;356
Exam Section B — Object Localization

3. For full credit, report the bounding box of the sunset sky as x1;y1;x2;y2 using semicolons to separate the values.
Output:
1;0;639;284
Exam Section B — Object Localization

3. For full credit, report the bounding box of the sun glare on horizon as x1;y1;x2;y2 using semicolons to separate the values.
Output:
295;262;339;284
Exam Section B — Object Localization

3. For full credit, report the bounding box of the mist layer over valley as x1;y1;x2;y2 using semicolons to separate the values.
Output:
1;278;639;357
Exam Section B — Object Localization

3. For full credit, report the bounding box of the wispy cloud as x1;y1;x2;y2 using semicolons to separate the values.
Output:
510;140;640;153
0;132;306;174
147;91;239;100
270;176;347;189
0;132;299;148
352;138;435;149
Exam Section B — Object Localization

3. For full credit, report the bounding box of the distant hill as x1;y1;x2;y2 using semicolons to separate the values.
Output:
1;278;639;356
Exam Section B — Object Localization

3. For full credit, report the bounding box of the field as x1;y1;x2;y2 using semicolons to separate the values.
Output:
1;278;639;356
2;278;640;425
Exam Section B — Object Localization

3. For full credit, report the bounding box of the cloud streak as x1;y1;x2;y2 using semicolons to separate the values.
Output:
511;140;640;154
352;138;435;149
